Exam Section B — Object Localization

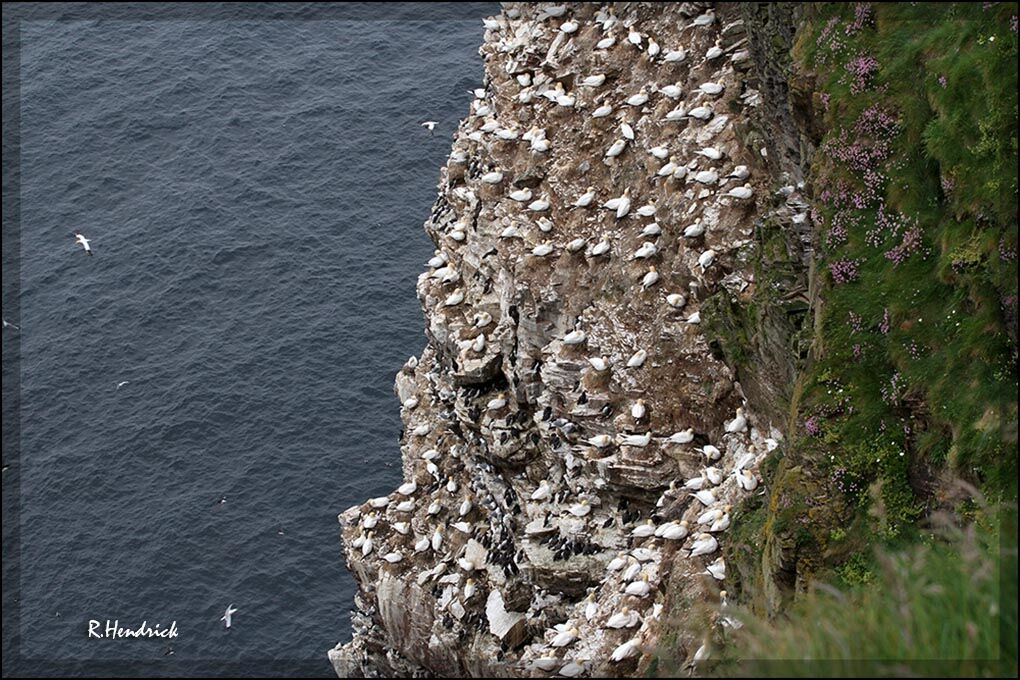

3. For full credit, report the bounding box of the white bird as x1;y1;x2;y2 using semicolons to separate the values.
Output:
529;196;551;212
596;35;616;50
668;429;695;444
694;489;717;506
607;552;629;571
626;349;647;367
626;89;648;107
698;249;717;270
569;500;592;516
664;48;686;62
706;557;726;580
592;103;614;118
588;434;613;449
683;222;706;239
624;578;652;597
649;145;669;159
567;237;587;253
531;480;552;501
641;267;659;289
659;83;682;98
666;293;686;309
735;468;759;491
657;157;679;177
560;20;579;33
631;399;647;419
689;533;719;558
659;521;689;541
361;532;374;556
728;184;754;199
647;38;660;57
588;356;610;371
725;408;748;433
563;329;587;345
620;121;635;140
703;444;722;461
397;481;417;496
664;106;687;122
693;169;719;184
532;243;555;257
706;45;724;60
692;11;715;27
115;381;130;390
635;203;656;217
414;535;429;552
688;106;713;120
704;466;724;485
611;638;642;662
728;165;750;180
73;232;93;256
615;190;632;218
573;187;596;207
487;395;507;410
2;318;20;331
628;29;642;46
480;171;504;184
621;560;642;581
221;604;238;628
509;188;533;202
607;607;641;628
590;239;611;257
463;578;477;599
444;290;464;307
580;74;606;87
432;528;443;552
631;520;656;537
420;121;438;134
619;432;651;447
533;657;560;672
395;499;415;513
606;138;627;158
383;551;403;564
632;241;657;259
551;627;580;648
459;497;473;516
697;146;723;160
641;223;661;237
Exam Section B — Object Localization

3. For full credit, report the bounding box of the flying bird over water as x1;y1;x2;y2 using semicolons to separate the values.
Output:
73;232;93;256
421;121;438;134
221;604;238;628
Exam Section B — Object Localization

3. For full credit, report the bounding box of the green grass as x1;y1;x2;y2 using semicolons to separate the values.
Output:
710;509;1018;677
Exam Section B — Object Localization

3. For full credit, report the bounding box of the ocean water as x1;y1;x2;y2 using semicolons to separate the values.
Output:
5;4;493;675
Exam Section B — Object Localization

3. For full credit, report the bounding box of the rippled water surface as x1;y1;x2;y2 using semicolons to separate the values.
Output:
7;4;491;674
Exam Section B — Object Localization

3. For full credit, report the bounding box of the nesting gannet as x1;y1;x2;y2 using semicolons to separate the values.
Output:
551;626;579;647
529;196;551;212
624;577;652;597
607;552;629;571
683;221;706;239
509;188;533;202
632;241;656;259
560;19;579;33
704;466;724;486
664;106;687;122
452;521;472;534
626;349;647;367
532;243;555;257
694;489;717;506
641;267;659;289
383;551;403;564
592;103;614;118
626;89;649;107
709;509;731;533
657;156;679;177
580;74;606;87
532;657;560;672
395;499;415;513
627;29;642;46
621;559;642;581
361;532;374;556
568;500;591;517
698;249;717;270
669;429;695;444
725;408;748;433
605;138;627;158
619;432;651;447
659;520;689;541
649;145;669;159
692;10;715;27
666;293;686;308
728;165;750;180
458;557;476;572
703;444;722;461
590;239;611;256
693;169;719;184
596;34;616;50
444;290;464;307
563;329;587;345
607;607;641;629
727;184;754;199
421;121;438;134
73;232;93;256
611;638;642;662
699;82;724;95
687;106;713;120
368;496;390;509
641;223;661;237
636;202;656;217
573;187;596;207
567;237;587;253
481;171;504;184
620;121;635;140
631;520;656;537
689;533;719;558
463;578;477;599
647;38;660;57
543;4;567;18
588;356;610;371
706;45;724;60
615;190;631;218
531;480;552;501
397;480;417;496
697;146;723;160
706;557;726;580
659;83;682;98
735;468;759;491
221;604;238;628
431;528;443;552
414;535;430;552
631;399;647;419
588;434;613;449
487;395;508;410
664;48;686;62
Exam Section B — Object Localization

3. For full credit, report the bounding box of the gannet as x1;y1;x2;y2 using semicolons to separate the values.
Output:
607;607;640;629
573;187;596;207
659;83;682;98
663;48;686;62
551;626;580;648
532;243;555;257
706;557;726;580
704;466;724;485
728;165;750;180
607;552;629;571
221;604;238;628
444;290;465;306
628;29;642;46
615;189;631;218
395;499;415;513
706;45;724;60
728;185;754;199
509;188;533;202
611;638;641;662
624;577;652;597
636;202;655;217
563;329;587;345
626;349;647;367
647;39;660;57
693;169;719;184
463;578;477;599
431;528;443;552
596;35;616;50
631;399;647;419
666;293;686;308
688;106;713;120
487;395;508;410
543;4;567;18
383;551;403;564
725;408;748;433
698;249;716;270
361;532;374;556
703;444;722;461
420;121;438;134
632;241;656;259
620;121;635;140
657;157;679;177
668;429;694;444
697;146;723;160
580;74;606;87
693;489;717;506
735;468;759;491
73;232;93;256
567;237;587;253
689;533;719;558
626;89;648;107
649;145;669;159
592;103;614;118
397;481;417;496
481;171;504;184
641;223;661;237
619;432;651;447
531;480;552;501
664;106;687;122
568;500;591;517
368;496;390;509
659;520;689;540
560;20;578;33
590;239;611;256
606;138;627;157
621;560;642;581
529;196;551;212
692;10;715;26
699;82;724;95
588;434;613;448
683;221;705;239
640;267;660;289
588;356;609;371
631;520;656;537
459;496;473;516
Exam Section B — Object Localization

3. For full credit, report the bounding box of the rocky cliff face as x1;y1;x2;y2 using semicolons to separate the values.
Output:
328;2;816;676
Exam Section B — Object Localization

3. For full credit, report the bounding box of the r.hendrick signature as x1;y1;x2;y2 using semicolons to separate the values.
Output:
88;619;179;639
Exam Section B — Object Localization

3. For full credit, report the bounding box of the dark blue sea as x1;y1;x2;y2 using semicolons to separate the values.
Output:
2;3;493;675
